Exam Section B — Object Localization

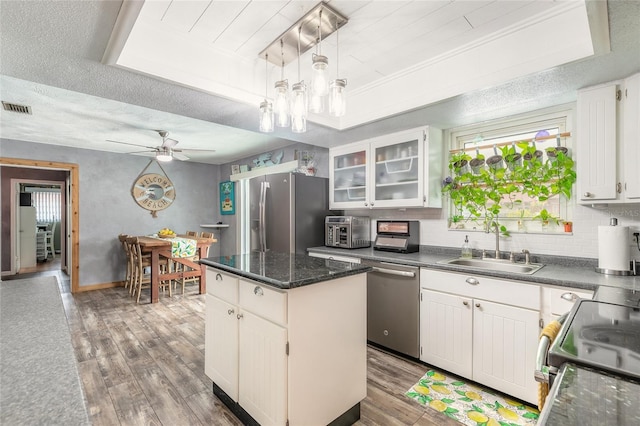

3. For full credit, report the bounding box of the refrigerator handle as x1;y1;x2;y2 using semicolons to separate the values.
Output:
259;182;270;251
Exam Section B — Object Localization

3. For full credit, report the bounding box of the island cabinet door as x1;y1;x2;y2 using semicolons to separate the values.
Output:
205;294;239;401
238;310;288;426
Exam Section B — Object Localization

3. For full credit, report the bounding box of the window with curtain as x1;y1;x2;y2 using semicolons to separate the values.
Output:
31;190;61;222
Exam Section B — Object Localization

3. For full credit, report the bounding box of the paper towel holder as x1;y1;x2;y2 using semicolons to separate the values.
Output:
595;217;633;276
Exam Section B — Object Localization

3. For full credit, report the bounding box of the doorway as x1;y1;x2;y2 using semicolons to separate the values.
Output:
14;180;65;274
0;158;79;293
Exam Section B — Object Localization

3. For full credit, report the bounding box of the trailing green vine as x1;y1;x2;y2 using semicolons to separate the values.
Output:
442;143;576;234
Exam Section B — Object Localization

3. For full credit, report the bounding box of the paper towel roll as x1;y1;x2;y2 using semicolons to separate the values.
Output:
598;225;630;271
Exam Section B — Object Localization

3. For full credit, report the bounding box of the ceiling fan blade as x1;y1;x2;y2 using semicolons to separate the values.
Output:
162;138;179;148
106;139;158;150
180;148;217;152
128;151;157;157
173;152;189;161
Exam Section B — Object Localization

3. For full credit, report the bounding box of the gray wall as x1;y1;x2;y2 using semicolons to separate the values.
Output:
1;138;220;287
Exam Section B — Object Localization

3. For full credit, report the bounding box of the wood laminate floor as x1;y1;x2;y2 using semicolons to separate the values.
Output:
38;272;458;426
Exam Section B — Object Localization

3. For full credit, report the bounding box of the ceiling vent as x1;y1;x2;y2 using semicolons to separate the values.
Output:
2;101;32;114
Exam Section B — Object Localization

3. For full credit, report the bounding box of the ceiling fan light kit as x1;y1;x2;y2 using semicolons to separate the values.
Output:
258;1;348;133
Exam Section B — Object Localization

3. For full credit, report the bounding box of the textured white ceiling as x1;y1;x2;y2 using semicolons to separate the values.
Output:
1;0;639;165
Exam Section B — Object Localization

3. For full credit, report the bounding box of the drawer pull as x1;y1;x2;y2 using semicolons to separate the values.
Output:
254;286;264;296
237;313;243;320
475;303;481;308
561;292;578;302
227;309;234;315
215;273;223;281
465;277;480;285
463;301;469;306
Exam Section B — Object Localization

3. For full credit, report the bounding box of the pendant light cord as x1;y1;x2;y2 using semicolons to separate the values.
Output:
264;53;268;97
297;25;301;81
280;39;285;80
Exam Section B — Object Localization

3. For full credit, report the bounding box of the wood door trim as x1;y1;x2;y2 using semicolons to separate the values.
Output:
0;157;80;293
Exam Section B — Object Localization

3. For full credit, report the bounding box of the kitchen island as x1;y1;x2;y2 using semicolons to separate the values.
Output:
200;252;371;426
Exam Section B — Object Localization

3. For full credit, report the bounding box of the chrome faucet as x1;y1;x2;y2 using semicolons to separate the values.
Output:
522;249;531;264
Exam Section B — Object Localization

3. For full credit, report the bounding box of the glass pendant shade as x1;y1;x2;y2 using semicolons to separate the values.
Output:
156;148;173;162
290;81;308;133
311;53;329;97
329;78;347;117
309;92;325;114
273;80;290;127
259;100;274;133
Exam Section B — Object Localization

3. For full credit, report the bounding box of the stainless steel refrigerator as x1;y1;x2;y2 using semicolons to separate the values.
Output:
243;173;331;254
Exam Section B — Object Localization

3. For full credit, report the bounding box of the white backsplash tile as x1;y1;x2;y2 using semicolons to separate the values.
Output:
354;203;640;261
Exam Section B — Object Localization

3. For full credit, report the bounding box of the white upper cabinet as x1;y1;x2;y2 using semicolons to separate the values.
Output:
329;126;442;209
622;73;640;200
577;73;640;204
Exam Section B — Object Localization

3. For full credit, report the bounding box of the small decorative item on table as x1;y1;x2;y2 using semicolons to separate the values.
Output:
158;228;176;238
563;221;573;233
230;165;241;175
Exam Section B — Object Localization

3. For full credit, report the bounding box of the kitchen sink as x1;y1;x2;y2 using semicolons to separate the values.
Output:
437;257;544;275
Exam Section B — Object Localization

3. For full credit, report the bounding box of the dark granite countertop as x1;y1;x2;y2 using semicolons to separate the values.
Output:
200;252;371;289
307;246;640;292
538;363;640;425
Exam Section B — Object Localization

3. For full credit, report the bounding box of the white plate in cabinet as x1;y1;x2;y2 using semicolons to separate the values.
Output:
239;279;287;326
206;269;238;303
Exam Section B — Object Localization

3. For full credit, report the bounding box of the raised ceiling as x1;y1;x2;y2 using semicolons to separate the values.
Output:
1;1;638;165
106;0;600;130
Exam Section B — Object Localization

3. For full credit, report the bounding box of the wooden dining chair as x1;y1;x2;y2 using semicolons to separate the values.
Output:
185;230;198;237
172;232;205;295
200;231;214;239
129;237;172;303
118;234;133;291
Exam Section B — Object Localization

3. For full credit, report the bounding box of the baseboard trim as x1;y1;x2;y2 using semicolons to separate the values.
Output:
76;281;124;292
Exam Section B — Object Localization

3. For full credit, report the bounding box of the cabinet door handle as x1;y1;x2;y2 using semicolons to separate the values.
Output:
617;182;622;194
463;301;469;306
465;277;479;285
227;309;235;315
561;292;578;302
216;273;222;281
583;192;593;198
475;303;481;308
254;286;264;296
364;202;368;207
237;313;243;320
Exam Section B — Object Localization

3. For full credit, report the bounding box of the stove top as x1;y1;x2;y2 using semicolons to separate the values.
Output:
549;299;640;380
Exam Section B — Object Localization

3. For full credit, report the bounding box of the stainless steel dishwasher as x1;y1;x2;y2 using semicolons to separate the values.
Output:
363;260;420;358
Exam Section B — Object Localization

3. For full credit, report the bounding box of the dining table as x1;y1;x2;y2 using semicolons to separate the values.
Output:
136;234;217;303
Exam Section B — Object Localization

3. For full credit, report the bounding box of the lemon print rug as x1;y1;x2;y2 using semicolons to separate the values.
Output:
406;370;539;425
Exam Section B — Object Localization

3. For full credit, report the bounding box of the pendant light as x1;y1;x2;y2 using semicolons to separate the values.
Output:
291;26;307;133
329;17;346;117
310;8;328;113
273;39;290;127
259;53;274;133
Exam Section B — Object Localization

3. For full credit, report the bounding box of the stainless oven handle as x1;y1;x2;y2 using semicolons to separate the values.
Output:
534;312;568;384
371;266;415;278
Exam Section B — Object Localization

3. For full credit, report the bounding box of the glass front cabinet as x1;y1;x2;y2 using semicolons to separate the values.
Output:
329;126;443;209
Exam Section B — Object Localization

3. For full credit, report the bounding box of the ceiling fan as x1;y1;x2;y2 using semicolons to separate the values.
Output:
106;130;216;162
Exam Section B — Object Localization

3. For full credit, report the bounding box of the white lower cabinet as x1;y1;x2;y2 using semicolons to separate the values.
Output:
238;310;287;426
420;269;540;404
205;267;368;426
540;286;593;326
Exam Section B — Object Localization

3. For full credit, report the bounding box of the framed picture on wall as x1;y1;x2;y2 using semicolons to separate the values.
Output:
220;181;235;215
